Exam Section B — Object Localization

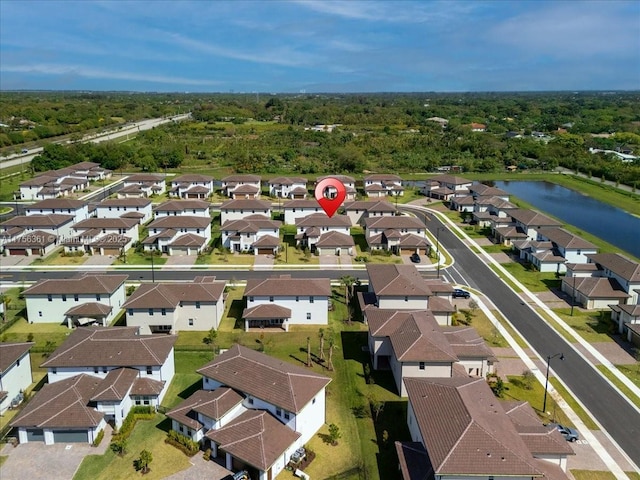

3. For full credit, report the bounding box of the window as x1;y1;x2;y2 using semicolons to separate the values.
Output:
94;367;99;374
74;294;79;302
284;411;290;420
248;397;254;405
47;294;52;302
51;368;57;374
146;366;152;375
16;359;20;366
196;301;201;309
128;309;133;316
179;425;184;433
249;296;254;302
149;308;154;316
161;308;166;316
96;294;101;301
62;294;67;302
189;318;194;326
269;296;274;302
276;408;281;416
419;362;425;370
179;301;183;308
38;311;43;317
306;313;311;320
404;296;408;302
309;296;314;303
295;296;299;302
103;367;107;373
312;397;316;404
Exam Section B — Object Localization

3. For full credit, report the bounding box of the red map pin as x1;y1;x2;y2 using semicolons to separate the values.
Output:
315;177;346;218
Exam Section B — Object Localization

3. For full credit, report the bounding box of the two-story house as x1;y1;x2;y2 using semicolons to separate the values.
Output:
343;200;396;226
143;216;211;255
282;199;324;225
268;177;308;199
0;214;75;245
23;274;128;327
154;199;211;218
221;175;261;199
11;327;176;444
364;216;429;255
119;173;166;198
221;215;281;255
396;377;573;480
0;342;34;414
169;174;214;199
294;213;352;254
1;229;58;257
494;209;563;245
65;217;140;256
219;199;272;224
242;275;331;331
195;345;331;479
363;174;404;197
94;198;153;224
123;277;226;334
316;175;357;200
25;199;89;224
422;174;473;200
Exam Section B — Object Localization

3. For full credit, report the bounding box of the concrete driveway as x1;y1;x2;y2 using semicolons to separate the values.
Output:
164;454;233;480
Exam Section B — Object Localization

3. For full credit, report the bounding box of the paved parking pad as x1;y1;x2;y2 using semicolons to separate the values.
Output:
1;442;94;480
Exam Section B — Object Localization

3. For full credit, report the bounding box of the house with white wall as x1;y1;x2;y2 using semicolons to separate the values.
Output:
2;230;58;257
221;175;261;199
11;327;176;444
0;214;75;243
219;199;272;224
364;216;428;254
243;276;330;331
268;177;308;199
282;199;324;225
196;345;331;480
23;274;128;327
343;200;396;226
507;209;563;241
143;216;211;255
120;173;166;197
154;199;211;218
123;277;226;334
0;342;34;415
94;198;153;224
396;377;573;480
25;199;89;224
316;175;357;200
169;174;214;199
422;174;473;200
221;215;281;255
295;213;351;252
364;174;404;197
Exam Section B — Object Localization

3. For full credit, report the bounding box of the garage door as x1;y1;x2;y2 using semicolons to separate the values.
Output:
400;248;416;255
172;248;188;256
257;248;272;255
26;429;44;442
53;430;87;443
9;249;28;256
103;248;120;256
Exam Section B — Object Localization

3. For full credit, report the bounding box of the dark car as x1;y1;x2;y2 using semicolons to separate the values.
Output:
410;253;421;263
452;289;471;299
548;423;579;442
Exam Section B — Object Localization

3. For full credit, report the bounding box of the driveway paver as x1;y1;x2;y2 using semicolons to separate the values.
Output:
163;454;233;480
163;255;198;267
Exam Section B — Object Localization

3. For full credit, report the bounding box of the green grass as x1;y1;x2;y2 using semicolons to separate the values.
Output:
491;310;530;349
113;251;167;266
30;249;87;266
489;264;523;293
0;317;71;350
553;309;616;343
194;249;256;265
498;262;561;292
596;365;640;408
465;308;509;347
0;455;7;468
549;378;600;430
502;375;574;426
274;243;319;265
570;471;618;480
73;414;192;480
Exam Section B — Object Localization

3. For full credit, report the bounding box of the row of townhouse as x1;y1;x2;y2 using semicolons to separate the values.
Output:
19;162;111;201
357;264;575;480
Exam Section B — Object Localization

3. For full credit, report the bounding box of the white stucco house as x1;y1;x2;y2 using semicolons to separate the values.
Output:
154;199;211;218
94;198;153;224
219;199;272;224
0;342;34;415
282;199;324;225
25;199;89;224
23;274;128;327
143;216;211;255
268;177;308;199
363;174;404;197
121;173;166;197
221;215;281;255
169;174;214;199
294;213;351;253
343;200;396;226
123;277;226;334
221;175;261;199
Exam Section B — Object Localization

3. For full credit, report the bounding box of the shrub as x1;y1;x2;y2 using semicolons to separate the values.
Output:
92;429;105;447
165;430;199;456
203;448;211;461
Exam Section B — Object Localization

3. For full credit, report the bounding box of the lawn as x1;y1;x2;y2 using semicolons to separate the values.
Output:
113;251;168;266
498;261;561;292
503;375;573;426
552;309;616;343
274;243;320;265
73;414;192;480
0;317;71;350
596;366;640;408
194;249;256;266
29;249;87;266
461;307;509;348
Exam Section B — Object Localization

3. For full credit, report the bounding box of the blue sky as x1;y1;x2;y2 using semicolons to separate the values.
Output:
1;0;639;92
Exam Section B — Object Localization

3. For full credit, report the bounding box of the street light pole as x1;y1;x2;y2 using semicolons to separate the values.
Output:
543;353;564;413
570;274;577;316
435;227;444;279
151;250;155;283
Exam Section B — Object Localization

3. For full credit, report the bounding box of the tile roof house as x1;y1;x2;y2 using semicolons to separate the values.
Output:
196;345;330;478
0;214;75;245
219;199;272;224
282;199;324;225
508;209;563;241
25;199;89;224
609;303;640;335
2;230;58;257
23;274;128;327
294;213;351;253
169;174;214;199
243;275;331;331
364;174;404;198
316;175;357;201
154;199;211;218
364;215;429;255
11;327;176;444
143;215;211;255
363;309;495;395
396;377;572;480
123;277;226;334
19;162;108;200
221;174;261;199
422;175;473;200
343;200;396;226
94;198;153;224
586;253;640;304
221;215;281;255
0;342;34;414
119;173;166;198
268;177;309;199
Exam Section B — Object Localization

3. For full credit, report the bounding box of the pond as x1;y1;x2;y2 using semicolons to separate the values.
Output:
494;181;640;258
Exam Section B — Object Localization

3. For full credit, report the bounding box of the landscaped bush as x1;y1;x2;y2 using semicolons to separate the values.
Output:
92;429;105;447
132;406;155;417
165;429;199;456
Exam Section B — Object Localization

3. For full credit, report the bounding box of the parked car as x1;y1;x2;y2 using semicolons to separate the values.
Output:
547;423;579;442
410;253;421;263
452;288;471;299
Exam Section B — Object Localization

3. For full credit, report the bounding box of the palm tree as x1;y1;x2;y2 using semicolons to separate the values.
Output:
306;336;312;367
318;328;325;361
327;332;338;372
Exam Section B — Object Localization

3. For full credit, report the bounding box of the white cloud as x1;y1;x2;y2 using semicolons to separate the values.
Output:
1;64;221;86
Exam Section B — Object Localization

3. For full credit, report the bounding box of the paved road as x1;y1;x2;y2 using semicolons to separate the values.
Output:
403;205;640;465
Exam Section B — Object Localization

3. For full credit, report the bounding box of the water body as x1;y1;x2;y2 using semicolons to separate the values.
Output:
494;181;640;258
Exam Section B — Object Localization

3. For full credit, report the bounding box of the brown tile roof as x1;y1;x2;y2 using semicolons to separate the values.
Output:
91;367;139;402
220;199;272;211
296;213;351;228
23;274;128;296
251;235;280;248
10;374;104;429
316;174;355;184
171;174;214;183
245;276;330;297
222;174;261;182
398;234;431;248
197;344;330;413
167;388;244;430
364;216;425;230
537;227;597;250
1;214;74;228
469;183;509;197
154;199;210;211
126;173;165;182
27;199;87;209
365;183;386;192
98;198;152;207
390;312;458;362
344;200;397;213
64;302;112;317
587;253;640;282
206;409;300;471
429;174;473;186
3;230;57;248
268;176;307;185
0;342;33;373
509;209;562;227
123;280;225;310
74;217;139;230
367;264;432;297
170;233;207;247
283;199;322;210
41;327;176;368
147;216;211;229
242;304;292;319
565;277;630;299
395;441;433;480
315;231;355;248
365;173;402;182
441;326;497;361
405;377;541;476
222;216;281;233
131;377;165;396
